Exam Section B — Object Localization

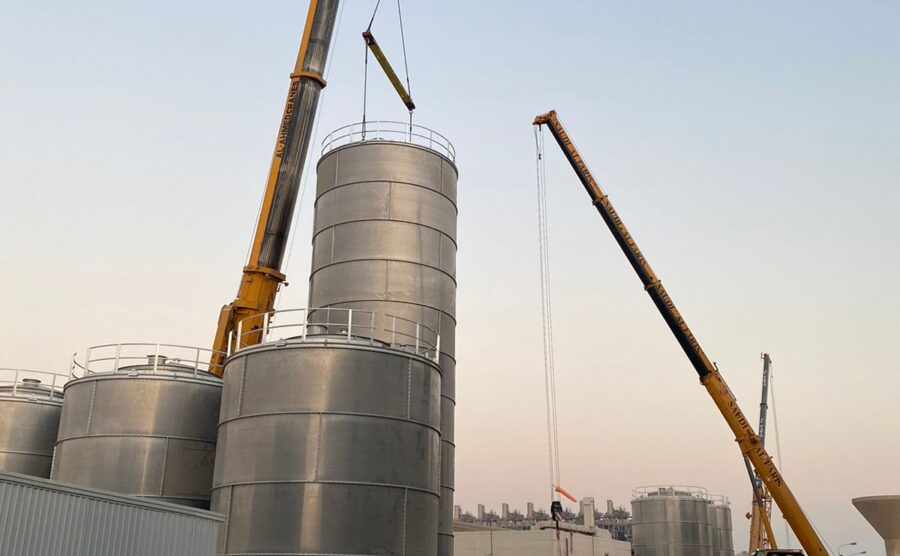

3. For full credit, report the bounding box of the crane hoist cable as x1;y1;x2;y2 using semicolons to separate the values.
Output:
361;0;415;135
534;124;563;504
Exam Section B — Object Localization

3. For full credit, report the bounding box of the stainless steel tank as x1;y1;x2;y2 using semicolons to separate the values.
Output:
0;369;65;478
311;121;458;555
211;319;442;556
51;344;222;509
631;486;714;556
709;495;734;556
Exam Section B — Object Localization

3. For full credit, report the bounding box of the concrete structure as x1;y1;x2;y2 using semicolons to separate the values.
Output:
0;369;65;478
0;470;222;556
632;486;716;556
52;345;222;509
853;495;900;555
454;523;631;556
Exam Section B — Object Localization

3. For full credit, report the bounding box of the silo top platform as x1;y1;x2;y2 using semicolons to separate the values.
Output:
321;121;456;163
69;343;224;382
0;368;66;403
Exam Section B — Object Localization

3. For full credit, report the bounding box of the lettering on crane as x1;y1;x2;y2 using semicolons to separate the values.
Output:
550;118;715;371
276;79;301;158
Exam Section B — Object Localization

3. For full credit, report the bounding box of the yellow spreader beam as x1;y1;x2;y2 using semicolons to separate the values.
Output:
363;30;415;111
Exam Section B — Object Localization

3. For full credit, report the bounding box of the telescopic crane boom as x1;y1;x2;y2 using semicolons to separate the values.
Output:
748;353;778;553
533;110;827;556
209;0;340;374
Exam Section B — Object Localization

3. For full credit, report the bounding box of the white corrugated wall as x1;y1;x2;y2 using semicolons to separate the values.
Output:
0;471;221;556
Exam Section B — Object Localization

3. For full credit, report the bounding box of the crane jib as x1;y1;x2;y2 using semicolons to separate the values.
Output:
545;120;713;379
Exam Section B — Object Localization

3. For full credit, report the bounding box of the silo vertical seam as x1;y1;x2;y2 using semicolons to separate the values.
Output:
86;380;97;434
329;224;336;263
159;437;170;496
314;412;324;480
402;487;408;556
236;357;247;417
406;359;412;419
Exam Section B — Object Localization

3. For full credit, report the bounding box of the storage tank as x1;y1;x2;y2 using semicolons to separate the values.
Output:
51;344;222;509
853;495;900;555
211;310;442;555
709;495;734;556
632;486;714;556
311;121;458;555
0;369;65;478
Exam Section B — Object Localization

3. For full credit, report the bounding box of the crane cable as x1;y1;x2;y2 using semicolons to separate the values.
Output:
395;0;414;132
769;360;788;546
361;0;414;136
534;125;562;504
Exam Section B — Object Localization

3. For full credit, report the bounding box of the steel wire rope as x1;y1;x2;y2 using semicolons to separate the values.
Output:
768;360;794;549
396;0;414;130
534;125;563;504
276;0;346;308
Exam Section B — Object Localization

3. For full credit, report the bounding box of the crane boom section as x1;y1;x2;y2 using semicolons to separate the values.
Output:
210;0;341;374
533;110;827;556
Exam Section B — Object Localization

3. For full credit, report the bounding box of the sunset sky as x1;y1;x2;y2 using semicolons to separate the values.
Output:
2;1;898;553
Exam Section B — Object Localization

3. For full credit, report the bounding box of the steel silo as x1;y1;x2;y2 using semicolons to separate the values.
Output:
211;309;443;555
311;121;459;554
51;344;222;509
631;486;714;556
709;495;734;556
0;369;65;478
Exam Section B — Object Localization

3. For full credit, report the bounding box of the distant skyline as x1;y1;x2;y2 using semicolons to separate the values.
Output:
2;1;898;553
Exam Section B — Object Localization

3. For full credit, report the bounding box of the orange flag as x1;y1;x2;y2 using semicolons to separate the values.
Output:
554;484;577;503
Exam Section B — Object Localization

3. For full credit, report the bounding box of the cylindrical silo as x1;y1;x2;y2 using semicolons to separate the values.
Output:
211;327;442;555
631;486;714;556
52;344;222;509
0;369;65;478
311;122;458;554
709;495;734;556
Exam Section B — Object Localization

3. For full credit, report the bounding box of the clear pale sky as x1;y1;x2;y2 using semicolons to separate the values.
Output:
2;1;898;553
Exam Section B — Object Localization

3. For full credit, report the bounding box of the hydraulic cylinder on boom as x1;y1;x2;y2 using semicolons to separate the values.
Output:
533;110;827;556
209;0;340;375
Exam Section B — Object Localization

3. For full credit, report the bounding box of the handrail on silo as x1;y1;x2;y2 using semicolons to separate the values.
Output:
632;485;710;501
70;343;225;379
233;307;441;362
321;121;456;162
0;368;68;401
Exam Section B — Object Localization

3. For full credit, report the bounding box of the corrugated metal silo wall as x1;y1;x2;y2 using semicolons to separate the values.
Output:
309;139;458;554
0;471;222;556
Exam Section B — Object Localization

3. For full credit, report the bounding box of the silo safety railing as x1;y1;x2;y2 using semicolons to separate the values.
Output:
321;121;456;162
70;343;226;379
0;368;67;400
708;494;730;506
229;307;441;363
633;485;710;500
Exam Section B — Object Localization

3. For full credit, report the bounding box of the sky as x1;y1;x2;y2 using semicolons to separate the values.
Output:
2;1;899;553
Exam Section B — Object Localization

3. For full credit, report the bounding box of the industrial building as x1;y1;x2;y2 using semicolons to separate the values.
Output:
453;498;631;556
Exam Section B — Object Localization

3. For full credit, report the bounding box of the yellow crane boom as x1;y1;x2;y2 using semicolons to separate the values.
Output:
210;0;341;375
533;109;827;556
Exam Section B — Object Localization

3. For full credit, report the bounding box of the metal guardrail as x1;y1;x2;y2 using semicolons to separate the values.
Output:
321;121;456;162
70;343;226;379
230;307;441;363
0;368;67;401
633;485;710;500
